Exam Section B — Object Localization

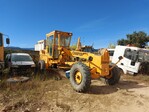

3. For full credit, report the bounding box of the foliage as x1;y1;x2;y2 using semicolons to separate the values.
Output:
117;31;149;48
70;44;77;50
108;43;116;49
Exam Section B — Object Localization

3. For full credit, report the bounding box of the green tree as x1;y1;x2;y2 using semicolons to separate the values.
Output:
108;43;116;49
117;39;129;46
117;31;149;48
70;44;77;50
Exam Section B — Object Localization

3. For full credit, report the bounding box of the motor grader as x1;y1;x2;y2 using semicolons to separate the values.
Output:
39;30;122;92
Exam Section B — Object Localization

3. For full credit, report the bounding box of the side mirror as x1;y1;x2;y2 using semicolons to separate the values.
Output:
6;38;10;45
118;56;123;60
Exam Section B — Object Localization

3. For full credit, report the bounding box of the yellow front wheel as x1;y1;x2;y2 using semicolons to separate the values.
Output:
70;62;91;93
75;71;82;84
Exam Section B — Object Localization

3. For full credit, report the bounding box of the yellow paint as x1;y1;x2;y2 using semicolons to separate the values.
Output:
39;30;111;79
0;34;4;62
75;71;82;84
0;46;4;62
90;67;100;79
71;49;110;76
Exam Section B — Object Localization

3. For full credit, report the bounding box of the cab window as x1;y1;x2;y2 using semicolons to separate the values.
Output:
124;48;132;59
47;35;54;56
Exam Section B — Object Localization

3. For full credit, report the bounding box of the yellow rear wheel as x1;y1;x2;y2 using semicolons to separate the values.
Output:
105;65;121;85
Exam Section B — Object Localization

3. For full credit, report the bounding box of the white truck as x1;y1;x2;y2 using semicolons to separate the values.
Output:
112;45;149;75
107;48;115;61
34;40;46;51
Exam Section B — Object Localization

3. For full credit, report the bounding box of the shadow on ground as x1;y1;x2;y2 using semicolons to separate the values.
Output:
88;80;147;95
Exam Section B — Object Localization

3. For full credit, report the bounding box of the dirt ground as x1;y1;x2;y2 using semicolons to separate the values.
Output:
0;71;149;112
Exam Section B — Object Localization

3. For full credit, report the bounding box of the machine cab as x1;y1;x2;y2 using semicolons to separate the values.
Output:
46;30;72;59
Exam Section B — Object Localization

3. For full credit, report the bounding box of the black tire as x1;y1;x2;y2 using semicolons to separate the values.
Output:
119;68;124;75
0;63;3;75
70;62;91;93
139;62;149;75
38;60;45;74
105;66;121;85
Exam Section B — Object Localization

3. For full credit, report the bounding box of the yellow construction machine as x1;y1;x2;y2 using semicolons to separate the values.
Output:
39;30;122;92
0;33;10;74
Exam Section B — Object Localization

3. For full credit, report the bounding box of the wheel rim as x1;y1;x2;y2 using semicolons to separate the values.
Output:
75;71;82;84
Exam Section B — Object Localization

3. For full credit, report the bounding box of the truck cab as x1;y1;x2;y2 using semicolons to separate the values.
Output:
0;33;4;63
46;30;72;59
112;45;149;75
107;49;115;61
0;33;5;73
0;33;10;73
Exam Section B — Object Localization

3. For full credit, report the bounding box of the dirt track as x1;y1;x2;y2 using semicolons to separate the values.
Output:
0;74;149;112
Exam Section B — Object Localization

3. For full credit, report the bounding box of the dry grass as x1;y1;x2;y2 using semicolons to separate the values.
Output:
0;69;65;112
0;78;44;108
1;69;149;112
134;74;149;84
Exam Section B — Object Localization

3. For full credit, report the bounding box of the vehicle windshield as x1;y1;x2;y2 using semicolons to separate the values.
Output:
60;35;71;47
0;35;3;46
11;55;33;61
143;51;149;61
138;50;149;62
108;50;114;56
